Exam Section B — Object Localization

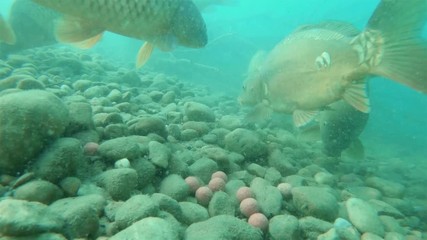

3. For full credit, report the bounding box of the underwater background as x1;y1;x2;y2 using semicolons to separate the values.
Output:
3;0;424;160
0;0;426;239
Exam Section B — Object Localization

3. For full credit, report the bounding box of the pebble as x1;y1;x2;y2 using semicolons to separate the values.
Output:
114;194;159;229
346;198;385;237
96;168;138;201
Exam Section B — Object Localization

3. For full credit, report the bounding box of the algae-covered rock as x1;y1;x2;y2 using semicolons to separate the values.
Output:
292;186;339;221
224;128;267;161
32;138;83;183
96;168;138;201
0;90;69;174
185;215;263;240
0;199;64;236
110;217;180;240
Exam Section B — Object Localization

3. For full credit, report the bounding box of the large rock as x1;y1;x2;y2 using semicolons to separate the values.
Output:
48;195;106;239
179;202;209;225
95;168;138;201
115;194;160;229
159;174;189;201
365;177;405;198
250;177;282;217
0;90;69;174
110;217;180;240
224;128;267;161
148;141;171;168
292;186;339;221
346;198;385;237
65;101;94;134
184;101;215;122
32;138;83;183
98;136;141;161
269;215;300;240
14;180;63;204
0;199;64;236
185;215;263;240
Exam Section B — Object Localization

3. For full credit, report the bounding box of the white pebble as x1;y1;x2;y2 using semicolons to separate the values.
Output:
115;158;131;169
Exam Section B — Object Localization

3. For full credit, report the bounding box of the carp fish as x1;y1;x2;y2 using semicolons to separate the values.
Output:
298;100;369;159
239;0;427;127
0;0;59;58
0;14;16;45
31;0;208;68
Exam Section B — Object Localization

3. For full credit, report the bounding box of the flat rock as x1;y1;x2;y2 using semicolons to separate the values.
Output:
159;174;189;201
346;198;385;237
148;141;171;168
224;128;267;161
110;217;180;240
49;195;106;239
179;202;209;225
250;177;282;217
115;194;159;229
32;138;83;183
365;177;405;198
0;199;64;236
292;186;338;221
14;180;63;204
0;90;69;174
96;168;138;201
269;215;299;240
185;215;263;240
184;101;215;122
98;136;141;162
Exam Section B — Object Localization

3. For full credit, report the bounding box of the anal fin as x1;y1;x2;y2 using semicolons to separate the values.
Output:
55;16;104;48
343;80;370;113
293;110;318;128
136;42;154;68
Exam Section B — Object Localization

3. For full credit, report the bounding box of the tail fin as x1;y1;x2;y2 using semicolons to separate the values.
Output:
367;0;427;93
0;15;16;45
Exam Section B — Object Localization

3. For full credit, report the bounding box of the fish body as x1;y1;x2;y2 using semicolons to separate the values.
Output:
319;101;369;158
0;0;59;57
0;14;16;45
239;0;427;127
297;100;369;158
31;0;207;67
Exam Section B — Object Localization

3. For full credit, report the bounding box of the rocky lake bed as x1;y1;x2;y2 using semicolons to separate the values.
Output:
0;46;426;240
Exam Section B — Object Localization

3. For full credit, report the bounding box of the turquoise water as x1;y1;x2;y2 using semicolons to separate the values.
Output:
0;0;426;237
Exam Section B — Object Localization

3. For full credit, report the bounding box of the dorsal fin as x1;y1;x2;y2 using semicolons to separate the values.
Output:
294;21;361;37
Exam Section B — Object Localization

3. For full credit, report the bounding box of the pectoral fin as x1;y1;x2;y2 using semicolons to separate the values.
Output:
55;16;104;48
293;110;318;128
343;80;370;113
136;42;155;68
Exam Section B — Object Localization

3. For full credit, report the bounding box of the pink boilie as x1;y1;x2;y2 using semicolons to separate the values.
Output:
236;186;253;202
195;186;213;206
83;142;99;156
239;197;259;218
248;213;269;231
208;177;226;192
185;176;201;193
211;171;228;181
